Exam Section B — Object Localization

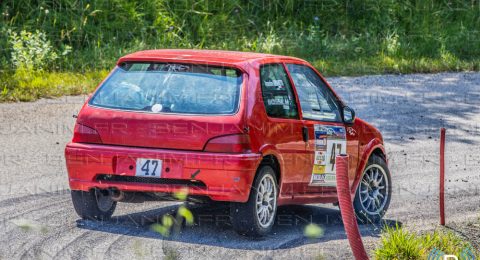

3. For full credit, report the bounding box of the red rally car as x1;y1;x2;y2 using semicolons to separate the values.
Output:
65;49;391;237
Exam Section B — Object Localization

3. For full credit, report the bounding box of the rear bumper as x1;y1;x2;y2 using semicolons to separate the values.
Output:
65;142;261;202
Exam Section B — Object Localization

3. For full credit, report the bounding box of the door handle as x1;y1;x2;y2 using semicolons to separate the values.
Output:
302;126;309;142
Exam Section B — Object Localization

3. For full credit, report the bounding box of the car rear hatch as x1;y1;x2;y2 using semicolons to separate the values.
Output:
76;107;245;150
75;62;246;151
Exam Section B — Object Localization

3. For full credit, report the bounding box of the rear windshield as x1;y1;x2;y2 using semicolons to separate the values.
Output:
89;62;243;115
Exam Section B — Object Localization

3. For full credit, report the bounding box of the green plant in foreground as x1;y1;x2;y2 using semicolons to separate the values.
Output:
304;223;325;239
11;218;48;234
374;225;478;260
150;188;194;237
375;225;423;259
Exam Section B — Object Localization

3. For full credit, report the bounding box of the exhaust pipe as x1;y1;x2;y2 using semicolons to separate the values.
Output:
109;188;124;202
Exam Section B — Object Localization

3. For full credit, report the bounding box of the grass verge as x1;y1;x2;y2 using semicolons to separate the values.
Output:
313;56;480;77
1;54;479;103
0;69;108;102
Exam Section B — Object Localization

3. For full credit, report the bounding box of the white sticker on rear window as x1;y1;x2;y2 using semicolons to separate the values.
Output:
264;79;285;90
151;104;163;113
267;96;289;106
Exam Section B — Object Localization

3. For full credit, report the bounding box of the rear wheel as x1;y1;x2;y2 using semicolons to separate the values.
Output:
230;165;278;237
353;154;392;224
71;189;116;220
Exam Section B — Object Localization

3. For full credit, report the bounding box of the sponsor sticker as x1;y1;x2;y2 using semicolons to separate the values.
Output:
309;125;347;186
315;138;326;149
267;96;289;106
264;79;285;89
314;151;326;165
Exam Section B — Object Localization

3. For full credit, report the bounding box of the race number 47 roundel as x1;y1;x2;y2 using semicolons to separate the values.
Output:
310;125;347;186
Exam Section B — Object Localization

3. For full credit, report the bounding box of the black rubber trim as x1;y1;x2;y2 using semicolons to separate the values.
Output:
95;174;207;188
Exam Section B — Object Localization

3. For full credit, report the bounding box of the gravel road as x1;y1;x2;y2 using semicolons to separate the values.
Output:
0;72;479;259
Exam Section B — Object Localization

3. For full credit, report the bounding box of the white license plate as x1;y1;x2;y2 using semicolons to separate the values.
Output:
136;158;162;178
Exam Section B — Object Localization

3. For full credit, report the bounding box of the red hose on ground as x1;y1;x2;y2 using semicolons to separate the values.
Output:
336;154;369;260
440;128;446;226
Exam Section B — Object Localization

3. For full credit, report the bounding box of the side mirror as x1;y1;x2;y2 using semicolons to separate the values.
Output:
343;106;355;124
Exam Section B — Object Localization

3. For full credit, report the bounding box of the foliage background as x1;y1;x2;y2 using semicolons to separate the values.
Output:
1;0;480;100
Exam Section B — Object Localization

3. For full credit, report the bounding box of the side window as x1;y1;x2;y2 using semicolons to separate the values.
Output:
286;64;341;122
260;64;299;119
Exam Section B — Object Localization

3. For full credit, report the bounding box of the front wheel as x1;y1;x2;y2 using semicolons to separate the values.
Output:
230;165;278;237
353;154;392;224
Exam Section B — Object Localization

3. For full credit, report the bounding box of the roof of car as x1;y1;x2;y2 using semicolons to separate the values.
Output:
117;49;304;66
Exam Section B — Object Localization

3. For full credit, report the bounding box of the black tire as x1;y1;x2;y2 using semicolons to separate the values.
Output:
71;189;116;220
230;165;278;237
353;154;392;224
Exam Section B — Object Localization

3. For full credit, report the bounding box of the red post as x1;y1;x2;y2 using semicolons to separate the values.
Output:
440;128;446;226
336;154;369;260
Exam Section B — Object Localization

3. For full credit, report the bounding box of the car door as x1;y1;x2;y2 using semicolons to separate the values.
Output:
257;63;311;196
285;63;359;193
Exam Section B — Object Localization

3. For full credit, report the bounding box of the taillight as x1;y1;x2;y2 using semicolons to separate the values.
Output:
203;134;251;153
72;123;102;144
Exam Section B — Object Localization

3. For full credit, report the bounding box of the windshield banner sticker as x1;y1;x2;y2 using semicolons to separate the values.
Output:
310;125;347;186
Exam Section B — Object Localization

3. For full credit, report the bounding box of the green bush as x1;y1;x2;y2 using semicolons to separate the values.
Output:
7;29;65;70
